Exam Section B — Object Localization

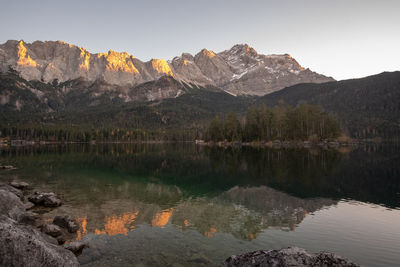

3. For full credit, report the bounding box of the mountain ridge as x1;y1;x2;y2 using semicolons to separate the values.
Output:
0;40;334;97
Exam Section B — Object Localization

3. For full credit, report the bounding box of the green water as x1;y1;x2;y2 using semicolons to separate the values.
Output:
0;143;399;266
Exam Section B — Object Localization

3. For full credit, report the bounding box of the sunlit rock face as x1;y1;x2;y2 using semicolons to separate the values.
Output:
0;40;146;86
0;40;334;96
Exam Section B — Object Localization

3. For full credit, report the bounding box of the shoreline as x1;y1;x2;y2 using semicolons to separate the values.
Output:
0;138;396;149
196;139;362;149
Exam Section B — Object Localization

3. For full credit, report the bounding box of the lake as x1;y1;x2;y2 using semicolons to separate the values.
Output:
0;143;399;266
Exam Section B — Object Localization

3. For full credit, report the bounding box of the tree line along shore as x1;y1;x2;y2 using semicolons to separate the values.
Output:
1;104;352;145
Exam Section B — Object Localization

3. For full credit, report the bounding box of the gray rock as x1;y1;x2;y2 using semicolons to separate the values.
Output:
28;192;62;207
0;215;79;267
42;224;62;237
0;182;24;201
53;215;79;233
0;189;26;221
220;247;359;267
63;241;88;255
10;181;29;190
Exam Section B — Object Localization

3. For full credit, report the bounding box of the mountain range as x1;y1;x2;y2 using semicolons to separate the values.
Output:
0;40;333;100
0;40;399;140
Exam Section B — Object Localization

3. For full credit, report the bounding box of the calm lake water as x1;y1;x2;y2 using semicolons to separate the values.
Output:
0;143;399;266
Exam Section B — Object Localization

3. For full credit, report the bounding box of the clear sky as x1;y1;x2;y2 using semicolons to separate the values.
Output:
1;0;399;80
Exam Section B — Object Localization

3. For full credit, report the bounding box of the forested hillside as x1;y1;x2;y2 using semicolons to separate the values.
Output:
258;72;400;139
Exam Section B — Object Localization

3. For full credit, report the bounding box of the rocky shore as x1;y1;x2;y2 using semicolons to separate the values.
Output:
221;247;360;267
0;178;87;266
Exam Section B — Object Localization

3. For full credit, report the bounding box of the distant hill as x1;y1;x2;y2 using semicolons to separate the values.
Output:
257;72;400;139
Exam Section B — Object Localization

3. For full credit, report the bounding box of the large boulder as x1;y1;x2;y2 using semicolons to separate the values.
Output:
220;247;359;267
28;192;62;207
0;215;79;267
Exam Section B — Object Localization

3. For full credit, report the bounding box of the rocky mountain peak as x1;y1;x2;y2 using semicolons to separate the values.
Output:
198;48;216;59
227;44;258;57
181;53;194;62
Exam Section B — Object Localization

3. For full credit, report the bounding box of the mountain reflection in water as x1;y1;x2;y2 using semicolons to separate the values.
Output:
63;181;335;241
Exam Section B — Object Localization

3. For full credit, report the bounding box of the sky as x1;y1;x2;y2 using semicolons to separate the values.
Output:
1;0;399;80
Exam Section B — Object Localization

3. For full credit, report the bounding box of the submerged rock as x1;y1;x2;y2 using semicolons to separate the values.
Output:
53;215;79;233
64;241;88;255
28;192;62;207
220;247;359;267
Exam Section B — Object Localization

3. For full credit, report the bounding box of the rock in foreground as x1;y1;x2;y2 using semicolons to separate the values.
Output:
10;181;30;190
53;215;79;233
0;185;79;267
28;192;62;207
220;247;359;267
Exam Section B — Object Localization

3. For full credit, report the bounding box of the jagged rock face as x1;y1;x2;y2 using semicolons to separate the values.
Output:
0;40;334;96
217;44;333;95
